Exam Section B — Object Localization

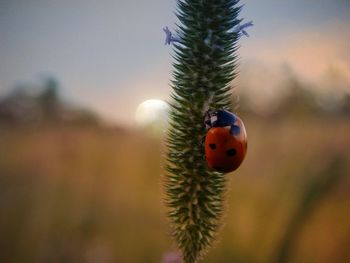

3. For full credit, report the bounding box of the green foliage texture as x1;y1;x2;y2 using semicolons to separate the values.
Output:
165;1;243;262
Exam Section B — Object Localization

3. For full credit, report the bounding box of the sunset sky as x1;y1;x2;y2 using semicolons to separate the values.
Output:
1;0;350;125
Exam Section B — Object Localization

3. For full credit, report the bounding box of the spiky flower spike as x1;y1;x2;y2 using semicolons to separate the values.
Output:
164;1;250;262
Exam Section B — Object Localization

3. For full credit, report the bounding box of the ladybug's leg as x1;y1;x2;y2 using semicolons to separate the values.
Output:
204;110;213;129
210;114;218;127
205;119;212;130
230;124;241;135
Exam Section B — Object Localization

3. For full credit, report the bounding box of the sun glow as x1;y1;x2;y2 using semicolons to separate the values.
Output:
135;99;169;129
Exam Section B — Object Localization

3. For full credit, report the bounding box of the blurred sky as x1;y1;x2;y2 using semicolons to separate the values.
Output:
1;0;350;125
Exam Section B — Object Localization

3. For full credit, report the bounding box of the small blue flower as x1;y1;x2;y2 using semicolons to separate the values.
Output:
204;29;214;45
212;44;225;51
204;30;224;51
231;20;254;37
163;26;180;45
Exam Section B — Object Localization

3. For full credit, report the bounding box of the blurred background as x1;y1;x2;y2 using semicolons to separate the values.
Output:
0;0;349;262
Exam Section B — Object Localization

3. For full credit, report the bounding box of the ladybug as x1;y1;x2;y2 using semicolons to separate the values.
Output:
204;110;247;173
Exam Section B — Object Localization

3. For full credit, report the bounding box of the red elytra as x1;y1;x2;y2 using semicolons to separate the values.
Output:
205;117;247;173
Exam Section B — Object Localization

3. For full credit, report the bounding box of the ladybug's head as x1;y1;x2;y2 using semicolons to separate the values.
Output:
216;110;237;126
204;110;218;129
205;109;236;129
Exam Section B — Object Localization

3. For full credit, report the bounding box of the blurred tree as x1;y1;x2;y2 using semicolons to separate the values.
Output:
276;66;317;117
38;77;60;121
0;76;99;127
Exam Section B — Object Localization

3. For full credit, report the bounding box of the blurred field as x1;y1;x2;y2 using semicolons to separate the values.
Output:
2;1;350;261
0;113;349;263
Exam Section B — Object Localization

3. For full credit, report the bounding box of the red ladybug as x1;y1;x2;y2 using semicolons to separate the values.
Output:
204;110;247;173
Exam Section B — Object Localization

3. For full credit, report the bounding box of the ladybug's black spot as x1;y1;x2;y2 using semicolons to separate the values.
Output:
209;144;216;150
226;148;237;157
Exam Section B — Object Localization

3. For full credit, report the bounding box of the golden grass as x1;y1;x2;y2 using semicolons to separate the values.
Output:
0;116;349;263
